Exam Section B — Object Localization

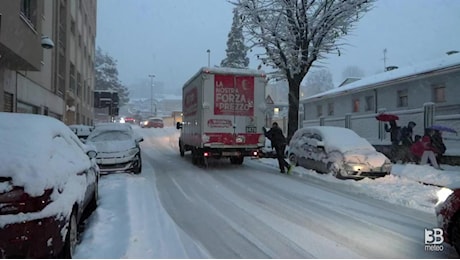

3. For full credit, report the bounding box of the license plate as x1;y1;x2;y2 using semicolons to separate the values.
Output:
246;126;257;133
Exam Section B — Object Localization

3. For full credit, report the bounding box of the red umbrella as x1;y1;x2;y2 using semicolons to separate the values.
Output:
375;113;399;122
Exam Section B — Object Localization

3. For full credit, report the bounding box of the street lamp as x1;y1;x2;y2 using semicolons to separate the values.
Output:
206;49;210;67
148;74;155;116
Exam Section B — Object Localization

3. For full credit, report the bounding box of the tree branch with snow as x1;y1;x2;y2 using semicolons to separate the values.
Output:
231;0;374;140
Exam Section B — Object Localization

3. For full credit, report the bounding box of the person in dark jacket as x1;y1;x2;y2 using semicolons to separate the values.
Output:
400;121;416;146
263;122;292;174
385;120;401;146
400;121;417;162
431;129;447;162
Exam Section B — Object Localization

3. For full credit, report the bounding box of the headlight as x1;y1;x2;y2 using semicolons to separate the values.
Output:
128;147;139;156
344;163;366;172
436;187;453;206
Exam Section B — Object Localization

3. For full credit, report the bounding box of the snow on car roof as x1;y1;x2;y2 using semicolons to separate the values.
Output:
69;124;94;136
94;122;133;131
292;126;375;154
0;112;91;196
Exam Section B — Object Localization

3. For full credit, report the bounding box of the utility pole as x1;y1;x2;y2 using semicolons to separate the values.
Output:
207;49;211;67
383;48;387;72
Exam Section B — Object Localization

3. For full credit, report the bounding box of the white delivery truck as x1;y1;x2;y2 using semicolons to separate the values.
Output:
176;67;267;166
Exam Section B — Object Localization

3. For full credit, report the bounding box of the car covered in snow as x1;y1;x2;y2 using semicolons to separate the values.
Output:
69;124;94;140
287;126;392;179
435;186;460;255
86;123;144;174
0;112;99;258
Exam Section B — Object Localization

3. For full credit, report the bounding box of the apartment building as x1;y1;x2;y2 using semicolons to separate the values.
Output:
0;0;96;125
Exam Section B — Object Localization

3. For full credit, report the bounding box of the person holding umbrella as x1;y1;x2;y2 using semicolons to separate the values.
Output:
384;120;401;162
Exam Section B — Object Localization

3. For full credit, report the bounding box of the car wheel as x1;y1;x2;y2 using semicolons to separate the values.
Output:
132;154;142;174
84;180;98;219
62;209;78;259
288;153;298;166
328;162;343;179
191;149;198;165
452;214;460;255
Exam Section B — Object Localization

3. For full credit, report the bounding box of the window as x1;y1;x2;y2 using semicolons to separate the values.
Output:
20;0;38;27
352;98;360;112
316;105;323;117
365;95;374;111
4;92;13;112
433;85;446;102
328;103;334;116
397;89;408;107
77;73;82;97
70;63;76;93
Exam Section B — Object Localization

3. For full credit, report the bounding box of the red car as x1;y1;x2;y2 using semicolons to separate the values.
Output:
123;117;136;124
0;113;99;258
141;117;164;128
435;187;460;255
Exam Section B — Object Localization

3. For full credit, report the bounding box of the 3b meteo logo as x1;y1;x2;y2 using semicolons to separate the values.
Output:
424;228;444;252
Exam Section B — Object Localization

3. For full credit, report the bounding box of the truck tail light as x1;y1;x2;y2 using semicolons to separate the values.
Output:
203;152;210;157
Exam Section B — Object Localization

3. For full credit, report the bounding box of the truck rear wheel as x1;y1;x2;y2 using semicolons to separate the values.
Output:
179;141;185;157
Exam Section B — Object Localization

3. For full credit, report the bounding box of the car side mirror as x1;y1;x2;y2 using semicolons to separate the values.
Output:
176;121;183;130
136;137;144;143
87;150;97;159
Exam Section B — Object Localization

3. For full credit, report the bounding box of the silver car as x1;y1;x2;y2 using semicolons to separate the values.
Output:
86;123;143;174
288;126;392;179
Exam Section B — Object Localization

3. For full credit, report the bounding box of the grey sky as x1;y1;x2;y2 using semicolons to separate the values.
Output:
96;0;460;97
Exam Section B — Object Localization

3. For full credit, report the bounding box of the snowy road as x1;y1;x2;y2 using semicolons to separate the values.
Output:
75;126;458;258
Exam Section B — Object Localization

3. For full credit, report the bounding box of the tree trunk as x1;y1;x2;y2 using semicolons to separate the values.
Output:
286;74;304;143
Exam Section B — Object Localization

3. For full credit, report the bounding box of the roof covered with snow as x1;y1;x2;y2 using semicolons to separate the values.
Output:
304;53;460;101
183;67;267;88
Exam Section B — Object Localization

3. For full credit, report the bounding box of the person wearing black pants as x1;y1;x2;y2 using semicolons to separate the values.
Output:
263;122;292;174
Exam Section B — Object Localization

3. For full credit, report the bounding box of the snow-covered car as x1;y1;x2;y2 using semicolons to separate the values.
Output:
288;126;392;179
0;113;99;258
86;123;144;174
435;187;460;255
69;124;94;140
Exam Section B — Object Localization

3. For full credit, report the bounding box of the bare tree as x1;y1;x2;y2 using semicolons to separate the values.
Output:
302;69;334;97
233;0;374;140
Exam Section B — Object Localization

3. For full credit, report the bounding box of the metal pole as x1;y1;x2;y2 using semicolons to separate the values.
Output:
207;49;210;67
148;74;155;116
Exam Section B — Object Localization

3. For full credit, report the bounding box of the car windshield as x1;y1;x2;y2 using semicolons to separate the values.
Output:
88;131;131;142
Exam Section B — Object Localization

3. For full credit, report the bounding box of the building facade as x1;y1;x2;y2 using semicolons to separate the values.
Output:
0;0;96;124
300;53;460;148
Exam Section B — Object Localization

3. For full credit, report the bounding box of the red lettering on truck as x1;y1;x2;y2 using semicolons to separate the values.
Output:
214;75;254;116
